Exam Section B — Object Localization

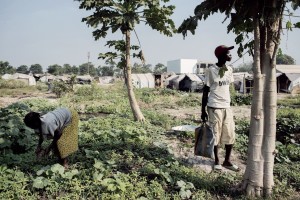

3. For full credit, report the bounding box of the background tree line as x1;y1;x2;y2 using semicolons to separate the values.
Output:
0;60;167;76
233;48;296;73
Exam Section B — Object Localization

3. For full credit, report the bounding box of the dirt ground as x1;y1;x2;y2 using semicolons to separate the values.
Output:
0;92;57;108
163;105;250;174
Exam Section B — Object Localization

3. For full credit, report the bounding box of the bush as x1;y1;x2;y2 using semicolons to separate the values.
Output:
52;80;72;97
0;79;27;89
277;109;300;144
0;103;36;154
231;94;252;106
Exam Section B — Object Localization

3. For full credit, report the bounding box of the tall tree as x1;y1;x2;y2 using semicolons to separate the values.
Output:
276;48;296;64
71;65;79;75
78;0;175;122
63;64;73;74
132;63;152;73
234;62;253;73
154;63;167;73
29;64;43;74
98;66;114;76
16;65;29;74
178;0;300;197
47;64;63;76
0;61;15;75
79;62;96;76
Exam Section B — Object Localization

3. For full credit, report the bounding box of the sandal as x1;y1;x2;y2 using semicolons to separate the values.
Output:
214;164;222;171
222;164;240;172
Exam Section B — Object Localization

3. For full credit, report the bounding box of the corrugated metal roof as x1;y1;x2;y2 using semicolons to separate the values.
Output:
276;65;300;73
285;73;300;82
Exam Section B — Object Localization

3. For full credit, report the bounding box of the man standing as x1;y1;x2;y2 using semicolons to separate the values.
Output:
201;45;240;171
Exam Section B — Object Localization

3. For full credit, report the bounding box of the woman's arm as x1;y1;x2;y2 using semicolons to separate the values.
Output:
44;129;62;155
36;132;44;154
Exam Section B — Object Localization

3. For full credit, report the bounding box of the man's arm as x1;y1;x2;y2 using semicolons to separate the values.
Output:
201;85;210;122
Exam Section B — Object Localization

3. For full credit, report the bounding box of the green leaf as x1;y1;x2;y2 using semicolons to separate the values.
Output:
33;177;48;189
117;181;126;192
93;172;104;181
179;189;192;199
218;66;228;78
286;21;293;31
107;184;117;191
63;169;79;179
177;180;186;188
294;22;300;28
50;163;65;175
94;160;104;169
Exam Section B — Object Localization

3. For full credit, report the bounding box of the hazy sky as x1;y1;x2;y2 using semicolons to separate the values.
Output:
1;0;299;70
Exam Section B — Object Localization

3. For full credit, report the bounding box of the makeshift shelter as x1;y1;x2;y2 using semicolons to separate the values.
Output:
154;72;176;88
131;73;155;88
232;72;253;93
39;74;55;83
1;73;36;86
98;76;115;84
276;65;300;94
170;74;204;92
76;75;93;84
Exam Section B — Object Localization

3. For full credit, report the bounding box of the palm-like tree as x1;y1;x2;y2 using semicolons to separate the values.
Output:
78;0;176;121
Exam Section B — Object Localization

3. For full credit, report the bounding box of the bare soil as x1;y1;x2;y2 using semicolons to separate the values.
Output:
162;106;250;174
0;92;57;108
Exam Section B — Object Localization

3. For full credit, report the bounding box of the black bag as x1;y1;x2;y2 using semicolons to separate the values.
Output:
194;123;215;159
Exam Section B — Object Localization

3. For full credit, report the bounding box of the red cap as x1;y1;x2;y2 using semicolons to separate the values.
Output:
214;45;234;58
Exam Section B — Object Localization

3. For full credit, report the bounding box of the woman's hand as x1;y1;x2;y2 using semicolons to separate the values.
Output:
36;148;45;159
35;146;42;154
44;146;51;157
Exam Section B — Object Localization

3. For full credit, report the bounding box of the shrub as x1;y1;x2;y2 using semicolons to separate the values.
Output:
52;80;72;97
0;79;27;89
276;109;300;144
0;103;36;154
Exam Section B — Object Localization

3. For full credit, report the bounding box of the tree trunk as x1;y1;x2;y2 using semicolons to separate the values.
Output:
262;6;281;195
243;16;265;197
124;30;145;122
242;0;282;197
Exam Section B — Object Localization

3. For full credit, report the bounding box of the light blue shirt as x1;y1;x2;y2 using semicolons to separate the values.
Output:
40;108;71;139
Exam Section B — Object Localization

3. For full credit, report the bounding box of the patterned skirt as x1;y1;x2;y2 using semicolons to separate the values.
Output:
57;109;79;159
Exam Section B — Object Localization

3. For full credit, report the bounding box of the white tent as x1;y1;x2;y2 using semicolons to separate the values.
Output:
1;73;36;86
131;73;155;88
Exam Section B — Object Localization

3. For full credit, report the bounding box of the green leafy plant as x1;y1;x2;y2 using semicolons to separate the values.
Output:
52;80;72;97
0;103;36;154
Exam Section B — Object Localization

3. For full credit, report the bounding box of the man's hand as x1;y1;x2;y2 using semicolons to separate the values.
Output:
201;111;208;122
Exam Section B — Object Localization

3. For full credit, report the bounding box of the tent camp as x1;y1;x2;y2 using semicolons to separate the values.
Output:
1;73;36;86
232;72;253;93
131;73;155;88
39;74;56;83
276;65;300;94
167;73;204;92
98;76;115;84
76;75;93;84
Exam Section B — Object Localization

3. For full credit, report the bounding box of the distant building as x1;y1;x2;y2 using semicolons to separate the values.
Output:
167;59;214;74
276;65;300;94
